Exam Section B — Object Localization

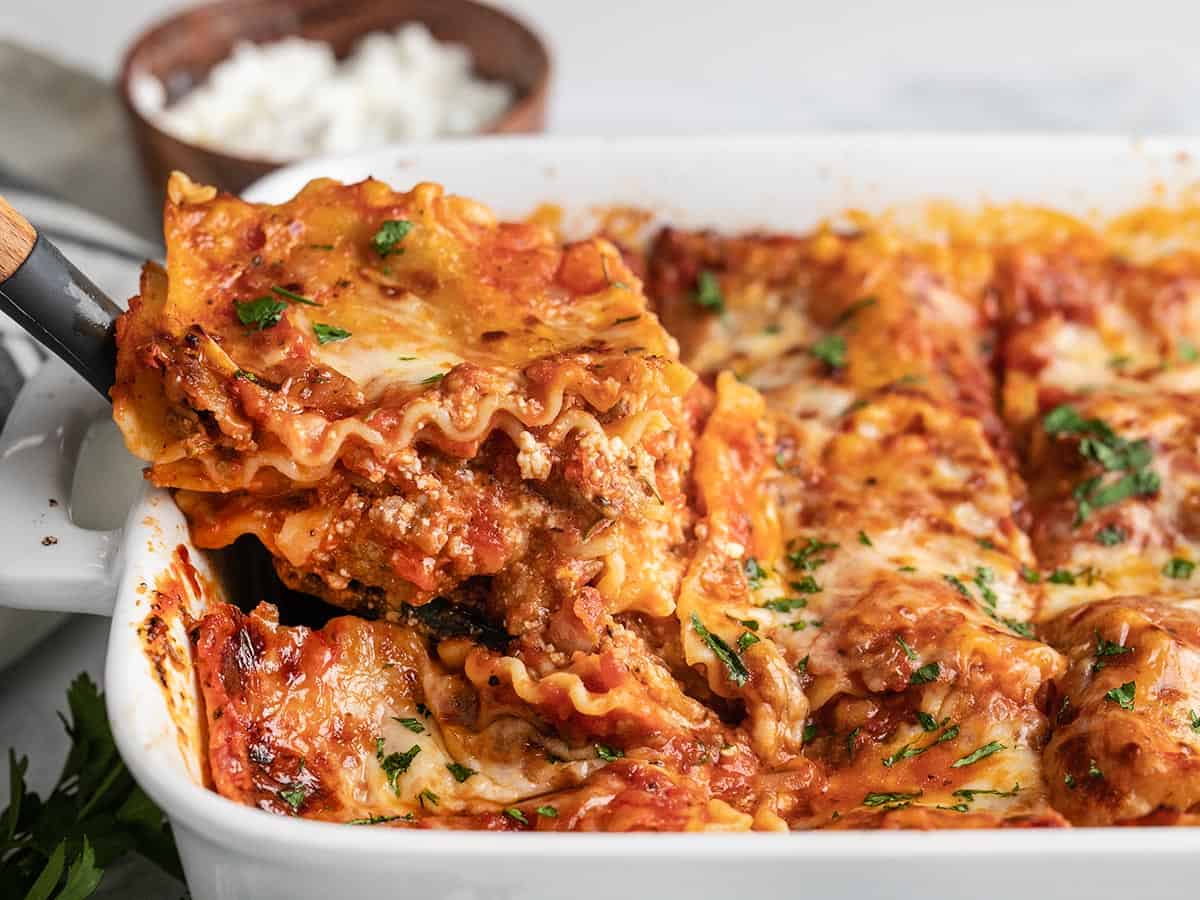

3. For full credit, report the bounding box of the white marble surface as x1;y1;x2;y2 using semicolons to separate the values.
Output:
5;0;1200;134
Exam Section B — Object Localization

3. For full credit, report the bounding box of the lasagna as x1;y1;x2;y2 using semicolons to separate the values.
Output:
117;176;1200;830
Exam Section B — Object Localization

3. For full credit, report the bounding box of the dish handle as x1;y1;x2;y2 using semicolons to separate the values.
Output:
0;359;137;615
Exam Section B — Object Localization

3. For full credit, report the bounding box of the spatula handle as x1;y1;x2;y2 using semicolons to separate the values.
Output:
0;193;123;398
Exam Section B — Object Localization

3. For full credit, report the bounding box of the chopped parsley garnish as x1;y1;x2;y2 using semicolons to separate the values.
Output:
1189;710;1200;733
348;813;413;825
788;537;838;570
977;538;996;550
739;618;760;631
802;723;818;743
832;295;878;328
972;567;998;608
1093;631;1132;671
898;565;917;573
419;372;446;385
763;597;808;612
595;744;624;762
235;296;287;330
950;741;1005;768
1180;340;1200;363
1020;565;1041;584
943;574;971;597
313;323;351;344
503;807;529;825
909;662;940;686
692;271;725;313
796;655;809;675
446;763;476;783
234;369;260;383
916;711;938;732
278;785;307;812
744;557;768;588
372;219;413;257
1108;355;1131;370
419;788;439;807
691;612;751;687
271;285;321;306
1104;680;1136;711
737;632;761;653
1095;524;1127;546
613;314;641;325
394;717;425;733
375;738;421;795
896;635;919;661
1163;557;1195;580
881;741;924;768
308;243;335;250
952;784;1020;801
846;727;860;758
937;802;970;813
858;530;873;547
811;334;847;370
789;576;822;594
862;790;922;809
1064;773;1077;789
536;805;558;817
1042;404;1159;524
1088;759;1103;779
1047;569;1076;585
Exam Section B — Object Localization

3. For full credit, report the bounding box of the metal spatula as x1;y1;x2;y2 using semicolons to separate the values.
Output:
0;194;122;397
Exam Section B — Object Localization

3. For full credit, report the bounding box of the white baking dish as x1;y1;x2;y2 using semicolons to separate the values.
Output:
4;135;1200;899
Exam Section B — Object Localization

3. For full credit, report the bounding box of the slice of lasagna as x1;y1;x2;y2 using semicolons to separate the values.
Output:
114;174;695;616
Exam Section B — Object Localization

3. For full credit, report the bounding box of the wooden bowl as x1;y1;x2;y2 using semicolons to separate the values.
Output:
117;0;551;198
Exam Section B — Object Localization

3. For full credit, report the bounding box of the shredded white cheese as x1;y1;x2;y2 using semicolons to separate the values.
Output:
132;25;514;161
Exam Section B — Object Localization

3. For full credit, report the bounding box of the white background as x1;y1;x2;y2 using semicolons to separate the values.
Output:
5;0;1200;133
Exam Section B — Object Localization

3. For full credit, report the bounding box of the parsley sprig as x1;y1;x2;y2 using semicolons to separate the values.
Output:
0;674;182;898
1042;405;1160;525
691;613;750;687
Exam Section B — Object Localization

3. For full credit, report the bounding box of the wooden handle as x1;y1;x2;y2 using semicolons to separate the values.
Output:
0;194;36;282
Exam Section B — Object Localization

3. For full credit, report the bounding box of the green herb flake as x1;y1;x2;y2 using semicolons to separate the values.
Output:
373;219;413;257
862;790;922;809
789;576;822;594
736;631;761;653
235;296;287;330
348;813;413;825
691;612;751;687
952;784;1020;802
846;726;860;758
1104;680;1136;711
613;314;641;325
271;285;322;306
916;711;938;732
1020;565;1042;584
896;635;919;661
937;802;970;813
1095;524;1127;546
882;741;925;768
832;296;878;327
376;738;421;795
446;762;477;783
693;270;725;313
313;322;352;344
1189;710;1200;733
898;565;918;573
1163;557;1195;580
536;805;559;817
394;716;425;734
858;530;873;547
419;372;446;386
943;574;971;598
595;744;624;762
503;807;529;825
802;723;818;743
419;788;439;807
744;557;768;589
763;597;808;612
1088;759;1104;779
234;369;260;383
1093;631;1133;671
1047;569;1076;585
1064;773;1077;789
787;538;839;571
1180;340;1200;363
950;741;1006;768
909;662;940;686
278;786;307;812
811;334;847;370
796;655;810;676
